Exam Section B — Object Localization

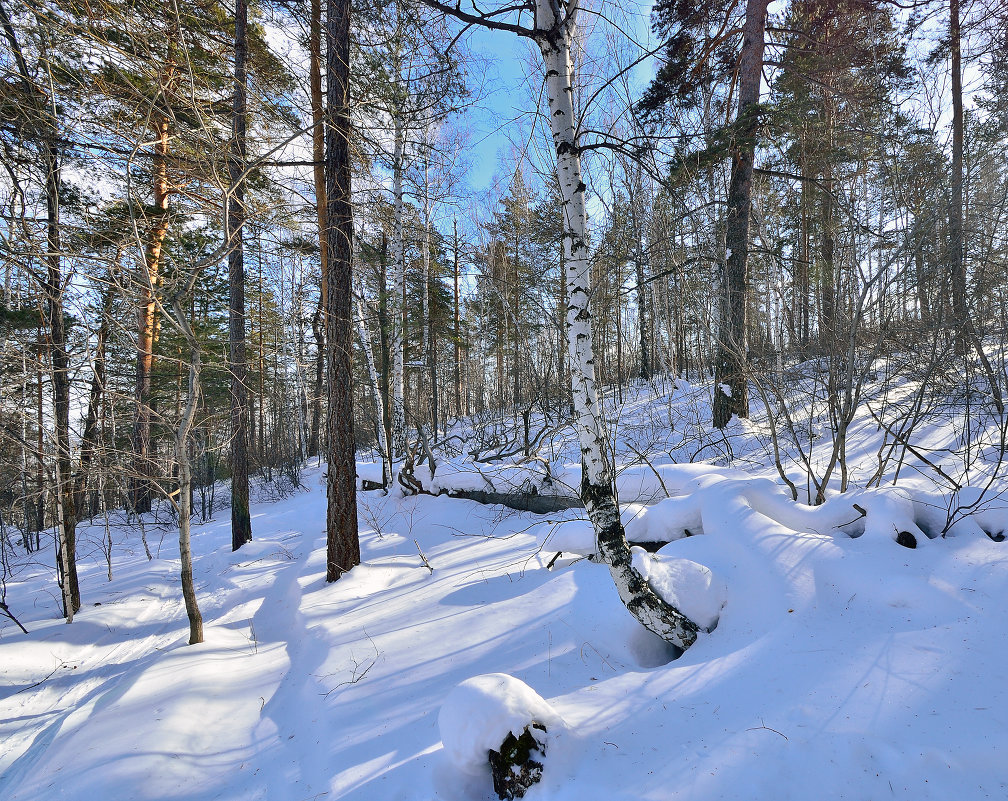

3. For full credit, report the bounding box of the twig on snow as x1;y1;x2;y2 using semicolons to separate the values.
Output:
14;660;68;694
415;539;434;574
323;632;380;697
746;719;788;740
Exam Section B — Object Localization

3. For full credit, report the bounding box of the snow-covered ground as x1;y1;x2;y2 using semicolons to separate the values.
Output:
3;377;1008;800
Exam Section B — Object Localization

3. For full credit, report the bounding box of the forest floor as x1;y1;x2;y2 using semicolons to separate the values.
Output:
2;376;1008;800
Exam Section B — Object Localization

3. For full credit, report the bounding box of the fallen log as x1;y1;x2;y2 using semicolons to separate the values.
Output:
443;488;583;514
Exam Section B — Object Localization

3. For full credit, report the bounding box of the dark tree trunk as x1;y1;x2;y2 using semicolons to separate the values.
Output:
712;0;767;428
45;145;80;617
229;0;252;550
308;0;328;459
2;0;84;611
324;0;360;582
819;160;836;352
798;148;810;351
949;0;967;356
914;227;930;326
635;245;649;381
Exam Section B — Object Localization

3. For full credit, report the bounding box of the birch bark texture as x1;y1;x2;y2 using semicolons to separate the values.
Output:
534;0;698;649
390;121;408;455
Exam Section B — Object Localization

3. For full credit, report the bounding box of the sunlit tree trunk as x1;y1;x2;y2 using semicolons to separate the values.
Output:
308;0;328;459
390;120;407;454
132;116;170;514
712;0;768;428
536;0;698;649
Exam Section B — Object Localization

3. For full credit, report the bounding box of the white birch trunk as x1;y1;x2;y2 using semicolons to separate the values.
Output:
354;286;391;485
390;118;407;453
421;143;431;361
421;143;434;434
535;0;698;649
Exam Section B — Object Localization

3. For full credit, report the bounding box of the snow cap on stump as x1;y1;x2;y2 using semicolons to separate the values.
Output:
438;673;564;777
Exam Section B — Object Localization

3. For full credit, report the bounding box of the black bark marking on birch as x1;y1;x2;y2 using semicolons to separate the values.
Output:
581;478;700;647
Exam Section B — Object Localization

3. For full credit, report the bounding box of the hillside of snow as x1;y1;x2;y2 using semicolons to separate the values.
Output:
3;377;1008;800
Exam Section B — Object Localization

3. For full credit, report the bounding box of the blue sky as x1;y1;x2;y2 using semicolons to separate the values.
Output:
463;27;540;192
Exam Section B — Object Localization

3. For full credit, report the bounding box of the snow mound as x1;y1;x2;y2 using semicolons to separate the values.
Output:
632;546;727;632
438;673;565;776
546;519;596;555
624;494;702;542
950;486;1008;538
856;486;928;546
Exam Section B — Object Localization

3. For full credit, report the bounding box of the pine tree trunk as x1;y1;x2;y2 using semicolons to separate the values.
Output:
819;160;835;352
325;0;361;582
2;1;80;601
712;0;768;428
229;0;252;550
133;117;170;514
535;0;697;649
308;0;328;459
45;144;80;617
915;231;930;326
798;147;810;351
949;0;967;356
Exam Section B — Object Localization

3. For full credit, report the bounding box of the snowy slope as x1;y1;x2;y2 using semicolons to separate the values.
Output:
3;377;1008;800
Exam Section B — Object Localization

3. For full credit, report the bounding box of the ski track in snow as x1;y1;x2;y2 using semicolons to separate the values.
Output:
3;381;1008;799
